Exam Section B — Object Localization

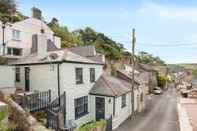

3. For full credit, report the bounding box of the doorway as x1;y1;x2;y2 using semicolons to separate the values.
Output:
96;97;105;121
25;67;30;92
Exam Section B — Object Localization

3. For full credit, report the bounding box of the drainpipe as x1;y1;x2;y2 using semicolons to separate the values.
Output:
57;63;61;105
2;23;6;55
113;97;115;117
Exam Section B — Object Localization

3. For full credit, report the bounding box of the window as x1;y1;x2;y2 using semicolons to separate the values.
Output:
140;93;143;102
15;67;20;82
75;96;88;119
76;68;83;84
7;48;22;56
13;48;22;56
121;94;126;108
7;48;12;55
90;68;95;83
12;29;20;40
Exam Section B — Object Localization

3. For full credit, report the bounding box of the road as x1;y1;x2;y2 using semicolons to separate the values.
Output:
114;86;180;131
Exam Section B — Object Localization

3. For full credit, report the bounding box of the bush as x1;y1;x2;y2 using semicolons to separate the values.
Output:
157;75;168;89
0;107;16;131
77;120;106;131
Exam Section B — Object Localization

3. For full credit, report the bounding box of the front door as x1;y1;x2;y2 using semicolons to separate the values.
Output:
96;97;105;121
25;67;30;92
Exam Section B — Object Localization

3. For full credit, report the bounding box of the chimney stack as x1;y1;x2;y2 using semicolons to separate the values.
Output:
31;7;42;20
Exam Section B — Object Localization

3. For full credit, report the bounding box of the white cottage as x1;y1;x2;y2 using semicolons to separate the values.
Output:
89;73;140;129
11;43;105;128
0;7;61;62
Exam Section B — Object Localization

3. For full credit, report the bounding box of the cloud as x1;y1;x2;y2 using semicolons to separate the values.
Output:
138;2;197;22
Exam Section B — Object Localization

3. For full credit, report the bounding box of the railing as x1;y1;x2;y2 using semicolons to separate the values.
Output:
22;90;51;112
46;92;66;131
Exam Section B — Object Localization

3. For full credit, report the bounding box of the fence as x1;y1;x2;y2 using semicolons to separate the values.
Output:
46;92;67;131
22;90;51;112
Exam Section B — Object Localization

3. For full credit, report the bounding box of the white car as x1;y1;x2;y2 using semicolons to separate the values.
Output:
153;87;163;95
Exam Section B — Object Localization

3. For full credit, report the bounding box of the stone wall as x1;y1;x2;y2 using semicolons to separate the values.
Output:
4;97;50;131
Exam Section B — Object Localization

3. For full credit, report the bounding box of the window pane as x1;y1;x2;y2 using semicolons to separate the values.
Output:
15;67;20;82
7;48;12;55
90;68;95;82
121;94;126;108
76;68;83;84
13;48;22;56
12;29;20;40
75;96;88;119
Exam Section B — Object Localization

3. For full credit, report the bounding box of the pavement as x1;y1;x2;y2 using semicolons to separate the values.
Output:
179;98;197;131
114;86;180;131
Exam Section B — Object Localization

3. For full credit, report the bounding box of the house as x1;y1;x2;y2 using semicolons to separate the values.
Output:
89;73;140;129
10;35;105;128
116;69;146;112
0;7;61;62
137;64;158;93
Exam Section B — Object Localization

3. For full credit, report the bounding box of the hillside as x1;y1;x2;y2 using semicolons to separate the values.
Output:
0;0;166;65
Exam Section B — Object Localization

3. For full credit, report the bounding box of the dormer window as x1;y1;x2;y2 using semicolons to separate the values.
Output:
12;29;20;41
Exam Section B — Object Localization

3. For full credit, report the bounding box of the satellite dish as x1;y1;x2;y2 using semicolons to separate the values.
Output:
49;53;58;60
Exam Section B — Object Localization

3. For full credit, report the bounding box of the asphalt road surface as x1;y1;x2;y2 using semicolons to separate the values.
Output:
114;86;179;131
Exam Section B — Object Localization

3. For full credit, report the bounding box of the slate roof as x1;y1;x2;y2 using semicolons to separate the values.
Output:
117;69;141;84
10;49;103;65
90;74;132;97
69;45;96;57
137;64;157;72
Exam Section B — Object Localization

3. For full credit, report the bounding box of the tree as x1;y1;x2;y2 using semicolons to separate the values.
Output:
0;0;16;23
138;51;166;65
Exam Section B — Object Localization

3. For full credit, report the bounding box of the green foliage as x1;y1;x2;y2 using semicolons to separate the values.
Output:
0;57;7;65
157;74;168;88
48;18;125;60
0;0;26;23
77;120;106;131
138;51;166;66
48;18;80;48
0;108;16;131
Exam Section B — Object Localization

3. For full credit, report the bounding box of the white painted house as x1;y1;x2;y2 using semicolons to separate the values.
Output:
89;73;140;129
0;7;61;62
11;41;105;128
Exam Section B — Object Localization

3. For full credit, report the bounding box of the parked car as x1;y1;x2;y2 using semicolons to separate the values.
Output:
153;87;163;95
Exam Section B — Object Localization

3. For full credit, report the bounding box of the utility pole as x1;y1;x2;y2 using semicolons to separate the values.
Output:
131;28;136;117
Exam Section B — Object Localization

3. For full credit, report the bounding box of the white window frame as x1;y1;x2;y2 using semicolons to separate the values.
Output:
12;29;21;41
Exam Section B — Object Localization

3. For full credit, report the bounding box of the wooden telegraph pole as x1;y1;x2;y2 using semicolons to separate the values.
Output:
131;28;136;117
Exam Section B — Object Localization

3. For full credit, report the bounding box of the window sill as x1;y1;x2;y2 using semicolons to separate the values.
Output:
121;105;126;109
76;82;84;85
12;39;21;42
75;112;89;120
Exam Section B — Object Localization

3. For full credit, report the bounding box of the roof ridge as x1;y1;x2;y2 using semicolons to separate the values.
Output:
101;75;118;96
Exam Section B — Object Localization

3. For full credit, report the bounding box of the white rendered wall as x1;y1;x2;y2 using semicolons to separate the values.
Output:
0;65;15;93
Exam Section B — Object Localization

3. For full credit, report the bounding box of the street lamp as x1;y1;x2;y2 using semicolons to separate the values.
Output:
1;22;12;56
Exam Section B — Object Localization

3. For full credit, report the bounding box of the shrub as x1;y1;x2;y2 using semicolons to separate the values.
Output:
157;75;168;89
0;107;16;131
77;120;106;131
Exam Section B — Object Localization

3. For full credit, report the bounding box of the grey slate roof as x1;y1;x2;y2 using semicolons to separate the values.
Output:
90;74;131;97
69;45;96;57
117;69;141;84
10;49;103;65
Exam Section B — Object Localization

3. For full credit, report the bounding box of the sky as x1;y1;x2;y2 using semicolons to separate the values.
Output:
16;0;197;64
